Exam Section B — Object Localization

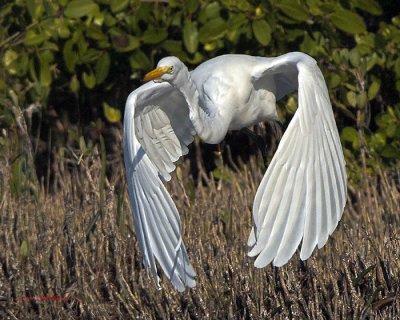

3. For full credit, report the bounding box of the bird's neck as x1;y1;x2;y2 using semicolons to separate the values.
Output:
173;68;218;142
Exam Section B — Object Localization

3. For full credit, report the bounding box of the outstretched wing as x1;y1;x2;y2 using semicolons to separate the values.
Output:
124;81;196;291
248;52;347;267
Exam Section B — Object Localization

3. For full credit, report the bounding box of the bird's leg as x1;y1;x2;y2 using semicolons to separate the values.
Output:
215;143;224;191
242;127;269;168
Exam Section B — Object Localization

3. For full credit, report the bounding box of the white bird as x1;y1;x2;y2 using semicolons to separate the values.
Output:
123;52;347;292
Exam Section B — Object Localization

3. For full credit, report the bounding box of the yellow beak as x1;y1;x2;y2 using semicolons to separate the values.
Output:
143;66;171;82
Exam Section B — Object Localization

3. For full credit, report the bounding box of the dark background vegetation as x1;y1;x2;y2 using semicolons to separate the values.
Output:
0;0;399;318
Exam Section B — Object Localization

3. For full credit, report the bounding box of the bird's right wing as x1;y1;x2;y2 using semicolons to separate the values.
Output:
248;53;347;268
124;81;196;292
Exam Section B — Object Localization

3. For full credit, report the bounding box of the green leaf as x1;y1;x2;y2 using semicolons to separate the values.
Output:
26;0;44;19
161;40;183;56
252;19;271;46
20;240;29;258
83;71;96;89
227;14;247;43
39;54;52;87
103;102;121;123
353;0;382;16
394;59;400;77
228;13;247;30
346;91;357;107
349;49;360;67
95;53;110;84
344;83;357;91
24;30;47;46
57;23;70;38
129;50;151;70
366;52;379;71
385;123;398;138
381;145;399;158
77;33;89;56
142;29;168;45
80;48;101;63
339;48;350;62
368;80;380;100
375;113;394;128
300;32;316;53
328;73;341;89
110;0;129;13
204;42;217;52
331;8;366;34
356;92;367;108
104;12;117;27
86;25;106;41
3;50;18;67
70;74;80;93
63;40;77;72
15;52;29;76
186;52;204;65
93;8;105;25
341;126;359;149
42;1;56;14
183;21;199;54
370;132;386;150
277;0;309;22
185;0;199;14
198;2;221;24
287;29;304;42
286;96;297;114
29;58;38;82
112;35;140;52
171;11;183;27
199;18;227;43
64;0;99;18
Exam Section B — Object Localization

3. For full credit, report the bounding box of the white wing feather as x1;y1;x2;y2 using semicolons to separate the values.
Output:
248;54;347;267
133;81;195;181
124;82;196;291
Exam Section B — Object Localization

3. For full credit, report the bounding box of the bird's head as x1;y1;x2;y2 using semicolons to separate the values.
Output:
143;56;183;83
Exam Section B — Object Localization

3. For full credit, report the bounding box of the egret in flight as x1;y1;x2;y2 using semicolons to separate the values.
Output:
123;52;347;292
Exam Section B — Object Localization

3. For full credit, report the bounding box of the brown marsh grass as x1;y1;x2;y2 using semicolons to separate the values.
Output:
0;132;399;319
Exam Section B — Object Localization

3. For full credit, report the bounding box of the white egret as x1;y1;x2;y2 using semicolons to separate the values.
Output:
123;52;347;292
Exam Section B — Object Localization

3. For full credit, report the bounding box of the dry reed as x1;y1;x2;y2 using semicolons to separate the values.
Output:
0;136;399;319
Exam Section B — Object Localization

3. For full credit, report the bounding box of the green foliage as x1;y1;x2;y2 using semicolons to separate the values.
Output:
372;105;400;159
103;102;121;123
252;19;271;46
0;0;399;177
331;8;366;34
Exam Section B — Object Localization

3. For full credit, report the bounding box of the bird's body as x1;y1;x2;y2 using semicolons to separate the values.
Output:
191;54;279;136
124;52;347;292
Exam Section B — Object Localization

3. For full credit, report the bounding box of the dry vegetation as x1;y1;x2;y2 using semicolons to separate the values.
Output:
0;131;399;319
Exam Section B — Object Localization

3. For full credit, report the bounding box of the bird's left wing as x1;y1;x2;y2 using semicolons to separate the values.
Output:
248;52;347;267
124;81;196;291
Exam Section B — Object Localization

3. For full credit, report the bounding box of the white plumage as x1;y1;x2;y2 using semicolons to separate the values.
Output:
123;52;347;292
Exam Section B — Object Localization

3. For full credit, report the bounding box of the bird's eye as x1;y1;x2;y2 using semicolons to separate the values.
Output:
168;66;174;74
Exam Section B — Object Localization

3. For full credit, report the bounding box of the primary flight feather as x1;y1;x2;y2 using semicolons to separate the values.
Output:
123;52;347;292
